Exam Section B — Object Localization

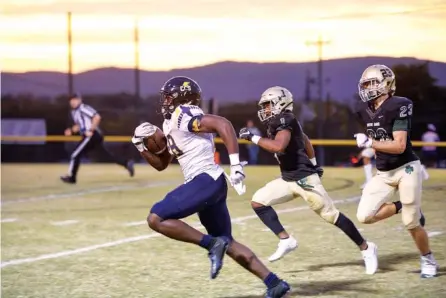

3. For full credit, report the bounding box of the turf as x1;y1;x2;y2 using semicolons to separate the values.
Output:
1;164;445;297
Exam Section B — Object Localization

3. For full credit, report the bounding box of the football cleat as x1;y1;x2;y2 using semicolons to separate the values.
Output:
208;237;229;279
268;236;298;262
60;175;76;184
361;241;378;275
127;160;135;177
265;280;291;298
420;253;438;278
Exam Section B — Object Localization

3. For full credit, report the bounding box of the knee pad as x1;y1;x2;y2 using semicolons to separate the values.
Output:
307;192;339;224
320;207;340;224
356;210;373;224
402;204;420;230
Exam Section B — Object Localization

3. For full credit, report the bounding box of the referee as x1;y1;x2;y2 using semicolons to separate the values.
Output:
60;93;134;184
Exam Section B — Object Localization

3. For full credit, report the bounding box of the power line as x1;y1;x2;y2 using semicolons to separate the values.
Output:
306;35;331;166
316;4;446;21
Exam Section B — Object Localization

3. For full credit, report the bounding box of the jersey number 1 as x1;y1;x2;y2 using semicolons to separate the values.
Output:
166;135;183;157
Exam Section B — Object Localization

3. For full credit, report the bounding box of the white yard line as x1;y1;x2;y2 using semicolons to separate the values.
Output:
427;231;443;237
1;196;360;269
1;181;178;205
50;220;79;226
1;218;18;223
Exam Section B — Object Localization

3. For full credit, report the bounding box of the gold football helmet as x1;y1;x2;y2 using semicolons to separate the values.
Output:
358;64;396;102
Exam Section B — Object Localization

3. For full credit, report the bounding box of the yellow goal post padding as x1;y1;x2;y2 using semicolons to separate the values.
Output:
2;135;446;147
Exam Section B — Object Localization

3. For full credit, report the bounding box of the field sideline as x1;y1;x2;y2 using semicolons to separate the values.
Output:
1;164;446;297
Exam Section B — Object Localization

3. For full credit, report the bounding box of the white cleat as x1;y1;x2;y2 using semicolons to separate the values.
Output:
361;242;378;275
420;253;438;278
268;236;298;262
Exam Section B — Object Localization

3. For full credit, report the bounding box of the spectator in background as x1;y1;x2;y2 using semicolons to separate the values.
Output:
246;120;261;165
421;124;440;168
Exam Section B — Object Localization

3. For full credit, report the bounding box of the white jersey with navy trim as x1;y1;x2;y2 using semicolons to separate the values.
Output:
162;104;223;183
71;103;101;134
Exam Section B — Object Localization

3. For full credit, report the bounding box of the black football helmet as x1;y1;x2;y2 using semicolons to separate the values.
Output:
160;76;202;119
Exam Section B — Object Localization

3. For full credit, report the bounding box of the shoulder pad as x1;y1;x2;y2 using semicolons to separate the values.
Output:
270;112;295;132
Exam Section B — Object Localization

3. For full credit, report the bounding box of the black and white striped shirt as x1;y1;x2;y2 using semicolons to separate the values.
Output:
71;103;101;135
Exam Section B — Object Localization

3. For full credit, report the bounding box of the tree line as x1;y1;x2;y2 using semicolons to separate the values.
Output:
2;62;445;164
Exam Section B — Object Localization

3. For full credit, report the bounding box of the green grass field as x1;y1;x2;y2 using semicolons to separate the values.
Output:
1;164;446;298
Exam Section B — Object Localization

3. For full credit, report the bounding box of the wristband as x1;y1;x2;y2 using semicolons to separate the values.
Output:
251;135;261;145
310;157;317;166
229;153;240;165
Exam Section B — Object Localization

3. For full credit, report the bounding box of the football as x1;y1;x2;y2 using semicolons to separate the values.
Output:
144;127;168;155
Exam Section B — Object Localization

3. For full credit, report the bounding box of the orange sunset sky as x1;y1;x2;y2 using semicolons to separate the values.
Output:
2;0;446;73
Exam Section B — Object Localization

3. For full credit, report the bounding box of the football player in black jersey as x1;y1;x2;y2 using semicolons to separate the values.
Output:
239;86;378;275
354;64;438;278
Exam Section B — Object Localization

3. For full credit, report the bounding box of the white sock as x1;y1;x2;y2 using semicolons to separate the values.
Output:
364;164;373;182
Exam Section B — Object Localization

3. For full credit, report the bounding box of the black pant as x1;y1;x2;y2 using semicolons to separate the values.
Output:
69;131;127;178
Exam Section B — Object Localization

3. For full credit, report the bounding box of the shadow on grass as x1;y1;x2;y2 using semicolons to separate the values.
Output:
219;278;378;297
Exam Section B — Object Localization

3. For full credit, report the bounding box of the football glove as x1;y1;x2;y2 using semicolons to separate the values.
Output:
239;127;253;141
134;122;157;138
230;164;246;186
132;122;157;152
132;136;147;152
354;133;373;148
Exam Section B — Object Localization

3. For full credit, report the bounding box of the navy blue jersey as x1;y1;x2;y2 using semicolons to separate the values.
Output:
267;111;316;181
355;96;419;171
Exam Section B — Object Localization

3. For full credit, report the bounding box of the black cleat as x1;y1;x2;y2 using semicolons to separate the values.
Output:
420;211;426;227
265;280;291;298
60;175;76;184
127;160;135;177
208;237;229;279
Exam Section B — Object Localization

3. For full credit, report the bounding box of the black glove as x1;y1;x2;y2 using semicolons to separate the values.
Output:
239;127;254;141
315;165;324;178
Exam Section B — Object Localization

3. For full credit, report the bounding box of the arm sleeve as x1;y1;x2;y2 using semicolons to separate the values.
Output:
171;105;204;133
392;100;413;132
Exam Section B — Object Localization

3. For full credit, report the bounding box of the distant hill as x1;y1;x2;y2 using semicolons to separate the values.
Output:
3;56;446;103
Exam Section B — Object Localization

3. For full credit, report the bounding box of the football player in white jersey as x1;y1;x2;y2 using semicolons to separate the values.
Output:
131;76;290;297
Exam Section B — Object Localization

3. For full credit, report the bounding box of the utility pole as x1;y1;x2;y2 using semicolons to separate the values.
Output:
134;18;141;100
306;35;331;166
67;12;73;95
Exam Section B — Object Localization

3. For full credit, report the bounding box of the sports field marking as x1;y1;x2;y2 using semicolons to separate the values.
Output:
123;221;147;227
50;220;79;226
427;231;443;237
1;218;18;223
0;196;360;269
1;180;178;205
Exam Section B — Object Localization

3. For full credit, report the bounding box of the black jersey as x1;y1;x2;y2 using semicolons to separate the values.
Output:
355;96;419;171
267;111;317;181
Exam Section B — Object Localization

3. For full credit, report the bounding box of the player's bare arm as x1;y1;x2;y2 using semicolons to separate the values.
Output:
255;130;291;153
140;149;172;171
303;133;316;159
195;114;240;155
371;130;407;154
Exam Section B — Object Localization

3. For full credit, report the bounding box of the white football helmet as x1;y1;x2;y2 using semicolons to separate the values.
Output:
257;86;293;123
358;64;396;102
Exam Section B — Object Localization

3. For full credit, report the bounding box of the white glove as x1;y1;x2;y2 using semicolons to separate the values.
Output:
132;122;157;152
134;122;157;138
132;136;147;152
354;133;373;148
230;164;246;186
